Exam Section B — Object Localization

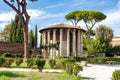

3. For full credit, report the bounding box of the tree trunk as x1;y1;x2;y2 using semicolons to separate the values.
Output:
23;26;29;61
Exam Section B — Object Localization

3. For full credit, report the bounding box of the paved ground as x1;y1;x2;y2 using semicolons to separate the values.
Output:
78;64;120;80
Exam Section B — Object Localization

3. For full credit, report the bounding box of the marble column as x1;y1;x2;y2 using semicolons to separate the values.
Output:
47;30;50;57
67;29;70;57
77;30;81;57
42;32;46;58
60;29;63;56
53;29;57;59
80;31;83;55
72;29;76;56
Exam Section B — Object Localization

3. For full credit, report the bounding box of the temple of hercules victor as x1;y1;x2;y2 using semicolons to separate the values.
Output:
39;23;85;58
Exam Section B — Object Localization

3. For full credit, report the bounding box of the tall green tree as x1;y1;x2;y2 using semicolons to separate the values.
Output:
0;24;11;42
65;10;106;37
29;29;34;49
95;25;113;46
34;25;38;48
3;0;37;61
9;15;23;42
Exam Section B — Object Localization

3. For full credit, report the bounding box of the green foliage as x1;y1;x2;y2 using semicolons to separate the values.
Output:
65;63;73;74
0;75;10;80
65;10;106;37
73;64;83;75
0;24;11;42
49;59;56;68
74;57;87;62
84;38;107;55
4;58;14;67
65;63;83;75
0;71;25;78
26;58;34;68
96;25;113;46
87;58;98;63
34;25;38;48
59;57;76;69
29;29;34;49
35;59;46;72
112;70;120;80
0;57;5;67
9;15;23;42
1;53;14;58
15;58;23;67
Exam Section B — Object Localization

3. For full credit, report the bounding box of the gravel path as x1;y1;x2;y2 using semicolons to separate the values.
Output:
78;64;120;80
0;68;63;73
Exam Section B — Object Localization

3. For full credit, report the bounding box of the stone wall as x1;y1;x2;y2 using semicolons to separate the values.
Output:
0;42;24;53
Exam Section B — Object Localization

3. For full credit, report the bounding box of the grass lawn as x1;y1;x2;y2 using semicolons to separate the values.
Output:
0;71;83;80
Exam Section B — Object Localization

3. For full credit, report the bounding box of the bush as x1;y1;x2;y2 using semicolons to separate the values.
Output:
75;57;87;62
97;57;106;64
1;53;14;58
54;62;63;69
26;58;34;68
35;59;46;72
0;57;5;67
49;59;56;68
87;58;98;63
4;58;14;67
15;58;23;67
65;63;73;74
112;70;120;80
59;57;76;69
73;64;83;75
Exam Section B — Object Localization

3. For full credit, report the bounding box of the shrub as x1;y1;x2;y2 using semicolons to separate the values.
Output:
15;58;23;67
59;57;76;69
1;53;14;58
75;57;87;62
26;58;34;68
65;63;73;74
112;70;120;80
73;64;83;75
87;58;98;63
35;59;46;72
54;62;63;69
0;57;4;67
49;59;56;68
36;54;42;59
4;58;14;67
97;57;106;64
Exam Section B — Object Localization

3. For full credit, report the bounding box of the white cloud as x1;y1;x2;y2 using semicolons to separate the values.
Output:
0;22;9;30
44;3;64;9
0;11;15;22
27;9;45;20
41;13;66;19
98;7;120;35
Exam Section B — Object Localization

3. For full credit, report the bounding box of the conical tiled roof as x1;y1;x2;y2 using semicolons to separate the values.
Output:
39;23;85;32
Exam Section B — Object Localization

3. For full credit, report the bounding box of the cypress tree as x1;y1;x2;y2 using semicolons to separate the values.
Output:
9;15;24;42
29;30;34;49
34;25;37;48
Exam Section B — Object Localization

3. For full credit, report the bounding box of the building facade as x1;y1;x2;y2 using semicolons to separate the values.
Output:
110;36;120;46
39;23;85;58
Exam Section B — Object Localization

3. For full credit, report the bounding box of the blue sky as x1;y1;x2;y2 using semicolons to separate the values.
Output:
0;0;120;36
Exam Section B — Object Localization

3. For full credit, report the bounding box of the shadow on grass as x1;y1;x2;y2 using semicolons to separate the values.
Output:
0;71;25;78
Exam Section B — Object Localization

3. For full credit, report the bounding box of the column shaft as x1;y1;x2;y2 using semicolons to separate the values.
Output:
80;31;83;54
53;29;57;59
67;29;70;57
60;29;63;56
47;31;50;57
72;29;76;56
77;30;81;57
